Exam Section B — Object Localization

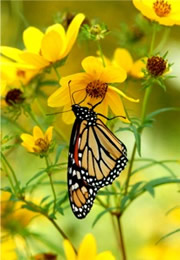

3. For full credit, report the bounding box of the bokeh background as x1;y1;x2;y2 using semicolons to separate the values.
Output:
1;1;180;259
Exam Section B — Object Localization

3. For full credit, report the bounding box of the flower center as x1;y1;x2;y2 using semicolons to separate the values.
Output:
16;69;26;78
86;80;108;98
153;0;171;17
35;138;49;152
5;89;24;106
146;56;167;76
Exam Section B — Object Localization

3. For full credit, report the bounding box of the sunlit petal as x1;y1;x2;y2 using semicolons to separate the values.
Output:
64;13;85;57
23;27;44;53
20;134;34;145
63;240;76;260
78;234;96;260
0;46;23;62
130;58;146;78
19;51;49;69
106;90;130;123
96;251;116;260
48;85;72;108
100;66;127;83
113;48;133;73
45;126;53;143
33;126;44;140
81;56;104;79
41;31;65;62
109;86;139;103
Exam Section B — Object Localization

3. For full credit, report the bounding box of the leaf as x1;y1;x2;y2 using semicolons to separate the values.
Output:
156;229;180;245
146;107;180;121
129;182;144;197
40;195;50;205
1;186;12;193
54;144;65;164
21;204;39;213
130;125;141;156
92;207;117;228
144;184;155;197
26;169;47;186
57;192;68;207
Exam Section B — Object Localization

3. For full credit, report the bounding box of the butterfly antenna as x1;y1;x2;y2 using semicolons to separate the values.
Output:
46;109;72;116
68;80;74;105
92;85;108;109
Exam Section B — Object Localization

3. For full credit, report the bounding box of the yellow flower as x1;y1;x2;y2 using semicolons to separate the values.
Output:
48;56;139;124
1;191;37;232
20;126;53;154
138;244;180;260
0;236;17;260
0;13;85;70
132;0;180;26
63;233;116;260
111;48;146;78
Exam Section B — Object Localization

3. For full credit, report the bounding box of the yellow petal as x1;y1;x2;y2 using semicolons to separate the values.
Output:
106;90;130;123
45;126;53;143
100;66;127;83
64;13;85;57
46;23;66;40
62;105;75;125
78;234;96;260
96;251;116;260
48;85;71;108
20;133;34;145
113;48;133;73
23;27;44;53
130;58;146;78
63;240;76;260
19;51;49;69
0;46;23;62
108;86;139;103
41;30;65;62
21;142;34;152
33;126;44;140
82;56;104;79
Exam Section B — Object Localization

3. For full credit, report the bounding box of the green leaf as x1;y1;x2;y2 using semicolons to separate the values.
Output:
54;144;65;164
57;192;68;207
130;125;141;156
1;186;12;193
40;195;50;205
146;107;180;121
26;169;47;186
92;207;117;228
144;184;155;197
21;204;39;213
156;229;180;244
129;182;144;196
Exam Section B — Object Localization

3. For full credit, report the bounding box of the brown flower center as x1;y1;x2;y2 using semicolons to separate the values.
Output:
86;80;108;98
146;56;167;76
5;89;24;106
153;0;171;17
16;69;26;78
35;138;49;152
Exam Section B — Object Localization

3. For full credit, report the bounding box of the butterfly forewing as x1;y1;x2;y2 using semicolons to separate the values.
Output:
68;104;128;218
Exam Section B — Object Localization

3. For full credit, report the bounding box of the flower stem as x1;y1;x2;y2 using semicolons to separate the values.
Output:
27;109;42;129
45;156;57;216
53;66;61;81
97;41;106;67
141;86;152;123
1;159;16;193
1;152;21;194
116;216;126;260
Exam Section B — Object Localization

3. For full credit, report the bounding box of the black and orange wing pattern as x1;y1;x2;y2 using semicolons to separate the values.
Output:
68;104;128;219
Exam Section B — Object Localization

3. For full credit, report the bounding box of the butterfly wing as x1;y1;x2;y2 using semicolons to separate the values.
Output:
68;119;98;219
77;118;128;188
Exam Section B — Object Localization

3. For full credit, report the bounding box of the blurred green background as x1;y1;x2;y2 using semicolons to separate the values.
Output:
1;1;180;259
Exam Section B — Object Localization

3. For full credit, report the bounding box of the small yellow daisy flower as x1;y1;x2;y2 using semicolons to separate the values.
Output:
132;0;180;26
48;56;139;124
109;48;146;79
20;126;53;154
0;13;85;70
63;233;116;260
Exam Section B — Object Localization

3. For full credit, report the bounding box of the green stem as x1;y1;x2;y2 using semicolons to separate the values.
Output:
97;41;106;67
53;66;61;81
1;159;16;193
117;216;126;260
2;115;28;133
1;152;21;193
141;86;152;124
27;109;42;129
45;156;57;216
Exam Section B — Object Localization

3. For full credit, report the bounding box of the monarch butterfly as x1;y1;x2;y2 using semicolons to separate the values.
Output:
68;86;128;219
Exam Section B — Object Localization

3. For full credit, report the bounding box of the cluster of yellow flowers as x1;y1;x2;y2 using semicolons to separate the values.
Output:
1;1;180;259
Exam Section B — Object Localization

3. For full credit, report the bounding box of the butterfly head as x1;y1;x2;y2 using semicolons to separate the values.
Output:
72;104;97;125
